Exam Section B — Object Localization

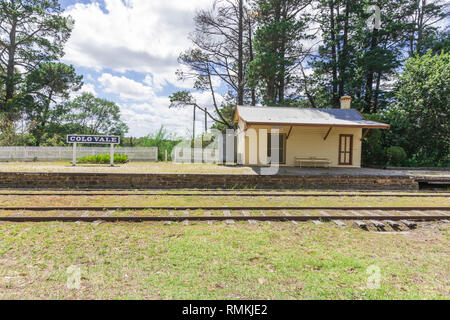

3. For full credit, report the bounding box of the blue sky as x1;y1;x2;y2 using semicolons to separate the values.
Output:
59;0;222;137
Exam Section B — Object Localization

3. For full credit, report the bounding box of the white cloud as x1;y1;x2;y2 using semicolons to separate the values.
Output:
62;0;228;137
98;73;156;101
120;98;193;137
63;0;211;87
80;83;97;95
192;91;225;112
97;73;224;137
69;82;97;99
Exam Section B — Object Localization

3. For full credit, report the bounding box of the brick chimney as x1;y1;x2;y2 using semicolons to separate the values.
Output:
340;96;352;109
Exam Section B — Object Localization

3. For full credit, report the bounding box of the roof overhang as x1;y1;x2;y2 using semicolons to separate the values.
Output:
234;105;390;130
241;121;390;129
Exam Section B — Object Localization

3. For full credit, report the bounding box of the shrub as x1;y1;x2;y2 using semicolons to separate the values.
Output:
78;154;129;164
139;126;181;161
361;129;386;166
386;146;407;167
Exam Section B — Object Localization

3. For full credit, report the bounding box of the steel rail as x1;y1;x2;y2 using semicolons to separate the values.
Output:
0;215;447;223
0;206;448;211
0;192;448;197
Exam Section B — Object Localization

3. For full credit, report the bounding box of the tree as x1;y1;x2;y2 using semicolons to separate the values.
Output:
190;0;256;105
0;0;73;129
248;0;312;105
22;62;82;146
172;0;258;132
387;50;449;165
175;50;234;134
422;29;450;54
64;93;129;137
140;126;182;161
169;90;232;140
308;0;445;113
210;100;238;132
405;0;449;57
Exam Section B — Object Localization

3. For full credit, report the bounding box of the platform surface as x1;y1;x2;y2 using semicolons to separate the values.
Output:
0;161;448;178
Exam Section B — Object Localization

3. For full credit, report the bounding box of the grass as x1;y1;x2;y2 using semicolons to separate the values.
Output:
0;194;448;208
0;221;448;299
0;192;448;299
0;161;254;174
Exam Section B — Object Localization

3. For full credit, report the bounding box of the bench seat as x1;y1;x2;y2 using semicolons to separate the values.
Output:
295;157;331;168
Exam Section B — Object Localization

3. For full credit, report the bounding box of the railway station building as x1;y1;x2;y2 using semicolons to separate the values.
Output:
233;97;390;168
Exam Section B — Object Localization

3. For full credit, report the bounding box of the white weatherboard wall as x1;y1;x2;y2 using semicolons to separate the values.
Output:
0;147;158;162
237;123;362;167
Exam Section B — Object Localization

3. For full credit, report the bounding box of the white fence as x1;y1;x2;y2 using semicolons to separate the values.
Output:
0;147;158;162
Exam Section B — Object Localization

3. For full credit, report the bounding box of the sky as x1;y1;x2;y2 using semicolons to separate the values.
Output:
60;0;223;138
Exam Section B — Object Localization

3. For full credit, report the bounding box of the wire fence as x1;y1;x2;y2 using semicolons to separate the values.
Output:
0;147;158;162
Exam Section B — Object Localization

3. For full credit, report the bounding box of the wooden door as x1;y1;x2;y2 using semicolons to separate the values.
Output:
339;134;353;165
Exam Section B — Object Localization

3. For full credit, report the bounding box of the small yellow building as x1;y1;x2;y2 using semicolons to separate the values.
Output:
233;97;389;168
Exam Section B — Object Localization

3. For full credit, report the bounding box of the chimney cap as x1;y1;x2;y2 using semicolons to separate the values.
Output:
340;96;352;109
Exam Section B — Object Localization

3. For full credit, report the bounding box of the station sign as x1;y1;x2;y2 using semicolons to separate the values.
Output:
67;134;120;166
66;135;120;145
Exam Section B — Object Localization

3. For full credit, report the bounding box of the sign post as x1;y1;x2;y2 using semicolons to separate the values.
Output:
72;143;77;166
67;135;121;167
110;143;114;167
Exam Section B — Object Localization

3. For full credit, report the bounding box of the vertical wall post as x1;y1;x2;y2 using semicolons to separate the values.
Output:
110;143;114;167
72;143;77;166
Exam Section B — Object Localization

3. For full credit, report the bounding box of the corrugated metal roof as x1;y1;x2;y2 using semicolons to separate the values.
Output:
236;105;389;128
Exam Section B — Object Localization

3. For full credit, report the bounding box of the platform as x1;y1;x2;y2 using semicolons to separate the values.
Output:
0;162;448;190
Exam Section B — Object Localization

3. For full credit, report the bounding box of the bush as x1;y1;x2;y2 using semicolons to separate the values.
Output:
361;129;386;166
78;154;129;164
386;146;407;167
139;126;181;161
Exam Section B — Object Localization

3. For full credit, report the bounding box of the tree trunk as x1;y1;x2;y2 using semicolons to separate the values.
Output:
338;0;350;98
207;68;233;128
237;0;244;105
35;131;42;146
329;0;338;106
373;71;382;113
277;2;288;104
4;18;17;114
247;11;256;106
265;0;281;104
300;64;316;108
364;28;378;113
416;0;426;55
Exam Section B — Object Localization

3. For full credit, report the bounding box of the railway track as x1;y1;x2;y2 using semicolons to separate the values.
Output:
0;215;447;223
1;190;447;229
0;206;448;225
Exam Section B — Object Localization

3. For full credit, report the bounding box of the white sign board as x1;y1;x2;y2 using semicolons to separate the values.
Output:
66;135;120;144
67;134;120;166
